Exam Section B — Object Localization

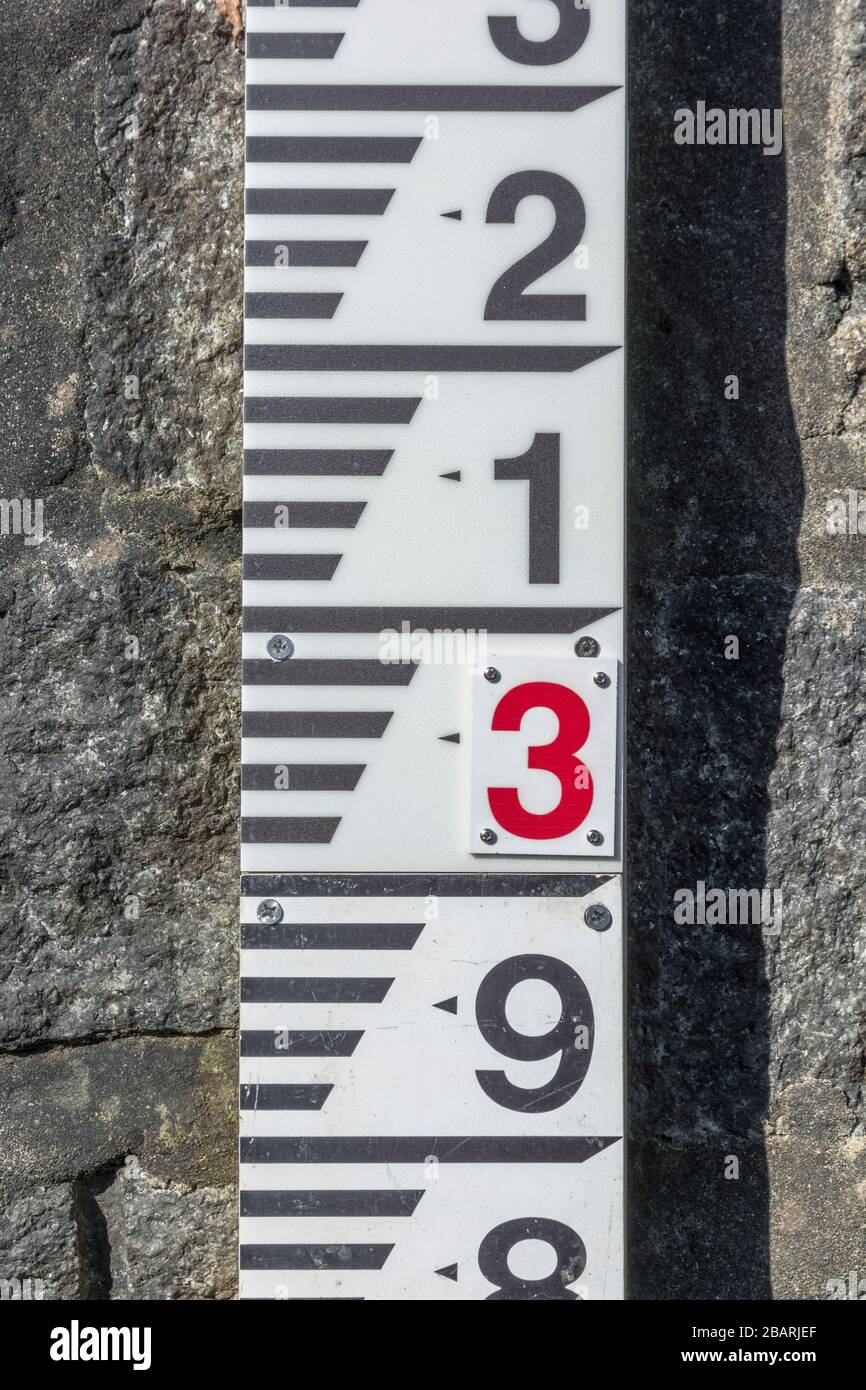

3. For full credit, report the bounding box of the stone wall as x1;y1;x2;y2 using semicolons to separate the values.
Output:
0;0;242;1299
629;0;865;1298
0;0;862;1299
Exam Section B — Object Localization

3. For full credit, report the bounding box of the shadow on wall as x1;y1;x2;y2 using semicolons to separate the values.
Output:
627;0;801;1298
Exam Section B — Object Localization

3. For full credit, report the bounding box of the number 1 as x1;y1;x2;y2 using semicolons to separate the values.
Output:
495;433;560;583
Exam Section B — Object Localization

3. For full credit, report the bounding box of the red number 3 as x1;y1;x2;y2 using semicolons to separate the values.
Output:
488;682;593;840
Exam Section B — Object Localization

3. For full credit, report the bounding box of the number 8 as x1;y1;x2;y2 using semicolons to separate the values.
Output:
479;1218;586;1299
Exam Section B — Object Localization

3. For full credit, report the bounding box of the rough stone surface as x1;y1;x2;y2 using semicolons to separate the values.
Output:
0;1186;79;1301
0;1035;236;1189
86;0;244;489
0;552;238;1049
79;1165;236;1301
0;0;863;1300
628;0;865;1299
0;0;241;1300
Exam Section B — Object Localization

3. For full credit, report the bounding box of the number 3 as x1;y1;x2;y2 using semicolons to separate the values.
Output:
488;682;593;839
488;0;590;66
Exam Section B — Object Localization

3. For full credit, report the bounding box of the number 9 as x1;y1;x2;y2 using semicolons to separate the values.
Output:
475;954;594;1112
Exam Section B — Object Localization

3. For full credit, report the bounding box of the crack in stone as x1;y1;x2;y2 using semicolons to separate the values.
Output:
0;1026;235;1059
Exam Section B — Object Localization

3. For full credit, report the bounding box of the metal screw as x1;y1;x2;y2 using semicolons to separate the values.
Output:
575;636;600;658
484;667;501;683
584;903;613;932
256;899;284;925
586;829;604;847
593;671;610;688
267;634;295;662
480;828;498;845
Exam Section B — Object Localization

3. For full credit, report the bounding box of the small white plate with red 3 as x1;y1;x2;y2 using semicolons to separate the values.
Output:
470;656;619;858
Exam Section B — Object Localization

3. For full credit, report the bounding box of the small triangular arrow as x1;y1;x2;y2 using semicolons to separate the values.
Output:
436;1263;459;1281
441;210;462;221
434;997;458;1015
439;470;461;482
439;733;461;744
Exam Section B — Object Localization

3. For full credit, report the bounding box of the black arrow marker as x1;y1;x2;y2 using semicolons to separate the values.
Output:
441;210;462;221
434;997;458;1015
439;470;461;482
439;733;461;744
436;1264;459;1282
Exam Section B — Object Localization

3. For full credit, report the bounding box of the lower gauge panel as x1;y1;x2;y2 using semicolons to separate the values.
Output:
239;873;624;1301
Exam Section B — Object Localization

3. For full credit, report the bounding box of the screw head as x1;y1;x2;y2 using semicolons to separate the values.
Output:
479;828;498;845
484;667;501;684
584;903;613;932
256;899;284;926
575;636;601;659
593;671;611;688
586;829;604;846
267;634;295;662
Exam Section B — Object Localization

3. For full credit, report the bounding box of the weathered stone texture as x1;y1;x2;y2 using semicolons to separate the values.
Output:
0;0;242;1300
81;1165;236;1301
86;0;244;488
0;1186;79;1301
629;0;865;1299
0;551;238;1049
0;1036;236;1190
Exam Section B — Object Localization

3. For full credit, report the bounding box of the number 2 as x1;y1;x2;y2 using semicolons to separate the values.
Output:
485;172;586;321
